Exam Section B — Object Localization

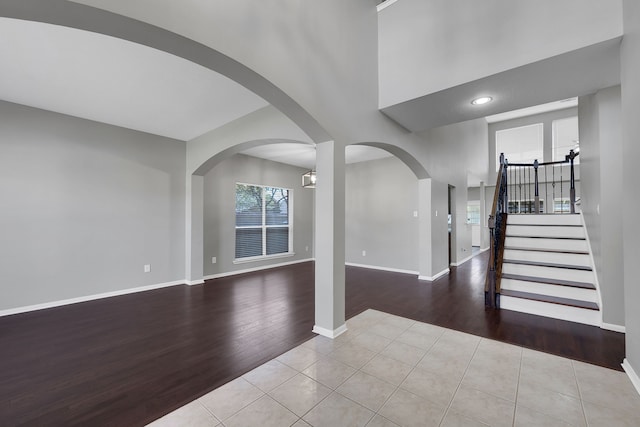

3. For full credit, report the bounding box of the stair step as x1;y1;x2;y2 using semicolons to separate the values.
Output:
503;259;592;271
501;294;601;326
503;249;590;267
507;225;585;239
501;289;599;310
501;273;596;290
506;235;586;240
504;246;589;255
501;277;598;302
504;236;589;252
502;263;595;283
507;214;581;226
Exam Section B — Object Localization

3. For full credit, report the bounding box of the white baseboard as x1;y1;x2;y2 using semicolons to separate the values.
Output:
451;254;473;267
313;323;348;339
419;268;450;281
0;279;186;318
345;262;418;276
187;280;205;286
622;359;640;396
203;258;313;281
601;322;626;333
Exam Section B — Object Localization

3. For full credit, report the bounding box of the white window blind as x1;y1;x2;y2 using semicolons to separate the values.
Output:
235;184;290;260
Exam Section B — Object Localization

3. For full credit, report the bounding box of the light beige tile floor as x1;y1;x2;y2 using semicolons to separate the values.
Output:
148;309;640;427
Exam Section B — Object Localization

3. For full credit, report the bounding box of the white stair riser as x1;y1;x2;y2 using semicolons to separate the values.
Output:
500;279;598;302
503;249;590;268
505;236;589;252
508;225;585;239
507;214;582;226
501;296;601;326
502;263;594;283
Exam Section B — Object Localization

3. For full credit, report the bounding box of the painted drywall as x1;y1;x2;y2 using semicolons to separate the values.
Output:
0;101;186;311
378;0;623;108
188;105;313;176
579;86;624;326
345;156;419;272
431;180;450;272
621;0;640;373
202;154;313;277
418;118;489;264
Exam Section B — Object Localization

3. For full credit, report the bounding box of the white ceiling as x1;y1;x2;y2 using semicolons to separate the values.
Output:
241;143;393;170
382;38;620;132
0;17;268;141
485;98;578;124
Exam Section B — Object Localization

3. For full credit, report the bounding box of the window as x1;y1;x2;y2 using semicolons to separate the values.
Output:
508;200;544;214
467;201;480;225
496;123;544;170
235;183;291;260
553;198;571;213
552;117;579;164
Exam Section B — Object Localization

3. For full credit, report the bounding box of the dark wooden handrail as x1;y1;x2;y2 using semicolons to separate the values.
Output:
486;154;508;308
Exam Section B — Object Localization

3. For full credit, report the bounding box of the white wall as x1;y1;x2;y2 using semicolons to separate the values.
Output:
202;154;314;277
345;156;419;273
378;0;623;107
0;101;186;311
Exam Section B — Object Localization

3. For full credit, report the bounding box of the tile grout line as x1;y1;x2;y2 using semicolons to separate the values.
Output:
436;331;481;426
572;360;590;427
512;345;524;427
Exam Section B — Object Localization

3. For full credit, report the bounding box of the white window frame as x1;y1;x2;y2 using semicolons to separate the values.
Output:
553;197;571;214
234;183;294;264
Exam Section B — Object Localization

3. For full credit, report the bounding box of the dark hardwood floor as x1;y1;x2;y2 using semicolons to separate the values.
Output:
0;251;625;426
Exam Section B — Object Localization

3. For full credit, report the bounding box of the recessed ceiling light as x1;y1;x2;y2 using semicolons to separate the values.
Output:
471;96;493;105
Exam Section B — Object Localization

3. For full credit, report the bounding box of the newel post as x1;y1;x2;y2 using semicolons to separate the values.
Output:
486;214;496;308
533;159;540;213
568;150;577;214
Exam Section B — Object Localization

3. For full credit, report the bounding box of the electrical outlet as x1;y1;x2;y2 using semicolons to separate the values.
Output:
362;250;366;257
413;211;418;217
144;264;151;273
211;257;217;264
305;246;309;252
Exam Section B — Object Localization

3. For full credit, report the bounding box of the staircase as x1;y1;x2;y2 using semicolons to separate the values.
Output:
499;214;601;326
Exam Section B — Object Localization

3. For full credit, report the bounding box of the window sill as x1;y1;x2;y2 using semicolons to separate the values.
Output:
233;252;296;265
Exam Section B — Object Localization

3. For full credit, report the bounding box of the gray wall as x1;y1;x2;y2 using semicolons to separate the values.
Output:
0;101;186;311
579;86;624;326
622;0;640;372
202;154;314;276
345;156;419;272
378;0;623;107
418;118;489;264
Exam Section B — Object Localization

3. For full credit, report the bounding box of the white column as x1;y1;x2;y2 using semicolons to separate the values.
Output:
186;174;204;285
418;178;433;280
313;140;347;338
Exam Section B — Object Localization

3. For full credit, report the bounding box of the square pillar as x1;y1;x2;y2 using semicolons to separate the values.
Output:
313;140;347;338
